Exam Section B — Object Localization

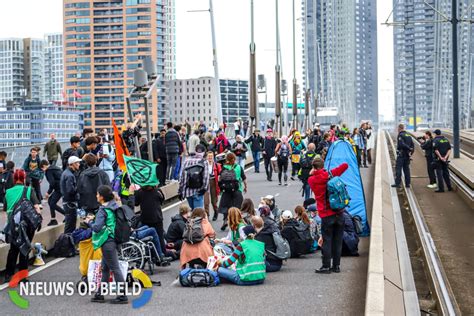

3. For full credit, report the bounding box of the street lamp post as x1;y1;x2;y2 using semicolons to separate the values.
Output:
257;74;267;123
292;0;298;131
249;0;258;134
275;0;282;136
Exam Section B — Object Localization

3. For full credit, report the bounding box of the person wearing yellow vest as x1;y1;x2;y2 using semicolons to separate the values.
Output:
86;185;127;304
217;225;266;285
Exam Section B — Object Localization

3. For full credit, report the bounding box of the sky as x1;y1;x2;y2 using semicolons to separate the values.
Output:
0;0;395;121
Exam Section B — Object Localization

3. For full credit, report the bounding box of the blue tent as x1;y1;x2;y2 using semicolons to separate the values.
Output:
324;140;370;236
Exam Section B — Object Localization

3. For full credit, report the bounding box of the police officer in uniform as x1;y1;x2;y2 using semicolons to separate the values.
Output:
420;131;437;188
392;123;414;188
432;129;452;193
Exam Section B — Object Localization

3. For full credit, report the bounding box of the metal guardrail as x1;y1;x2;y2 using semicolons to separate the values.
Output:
386;131;461;315
0;142;69;168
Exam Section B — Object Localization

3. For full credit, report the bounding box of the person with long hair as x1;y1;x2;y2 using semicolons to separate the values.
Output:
3;169;41;283
294;205;311;225
216;225;266;286
255;206;282;272
180;208;216;268
218;207;246;245
240;198;256;224
275;135;292;186
289;132;306;180
218;153;247;231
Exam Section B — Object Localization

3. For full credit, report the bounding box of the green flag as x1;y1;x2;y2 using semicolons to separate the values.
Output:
124;155;159;187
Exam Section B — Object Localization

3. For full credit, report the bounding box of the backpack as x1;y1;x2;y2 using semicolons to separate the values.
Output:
326;171;350;211
279;144;289;159
182;217;205;244
298;153;315;181
185;160;205;189
218;166;239;193
113;205;135;244
267;231;291;260
111;171;123;192
54;233;76;257
290;222;314;256
15;187;42;231
179;268;220;287
352;215;363;235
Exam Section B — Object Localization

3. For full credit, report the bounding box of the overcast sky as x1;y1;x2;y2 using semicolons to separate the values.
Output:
0;0;395;121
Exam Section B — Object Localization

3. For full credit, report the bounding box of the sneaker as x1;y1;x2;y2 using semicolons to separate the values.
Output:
284;182;288;186
391;184;400;188
110;295;128;304
331;265;341;273
212;214;218;221
47;219;58;226
220;220;228;231
315;266;331;274
406;185;411;188
290;176;295;181
427;184;437;189
448;187;453;192
278;182;282;186
91;293;105;303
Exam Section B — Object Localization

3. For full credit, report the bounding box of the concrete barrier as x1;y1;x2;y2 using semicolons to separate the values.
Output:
365;131;420;315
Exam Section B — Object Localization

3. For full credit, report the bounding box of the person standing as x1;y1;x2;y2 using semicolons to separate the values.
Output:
245;129;264;173
187;129;201;155
122;114;142;155
165;122;181;181
60;156;81;234
358;123;368;168
178;145;209;209
420;131;437;189
43;133;62;166
78;154;111;214
366;124;375;164
204;151;221;221
275;135;292;186
40;160;65;226
3;169;41;283
308;157;349;273
98;136;116;182
61;136;84;170
153;129;167;186
234;118;242;137
432;130;453;193
22;147;43;201
134;185;167;253
298;143;317;201
88;185;128;304
0;161;14;206
391;124;414;188
289;132;306;180
262;129;277;181
232;135;248;170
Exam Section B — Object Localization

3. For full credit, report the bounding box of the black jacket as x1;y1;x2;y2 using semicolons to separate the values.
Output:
263;137;277;158
281;219;312;257
45;165;62;195
420;138;434;158
60;167;78;203
165;129;181;155
153;137;167;160
231;141;248;158
397;131;414;157
245;134;264;152
166;214;187;243
77;166;110;211
256;217;283;264
135;187;164;224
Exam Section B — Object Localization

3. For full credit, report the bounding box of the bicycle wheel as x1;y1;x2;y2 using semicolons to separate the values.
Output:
118;241;145;270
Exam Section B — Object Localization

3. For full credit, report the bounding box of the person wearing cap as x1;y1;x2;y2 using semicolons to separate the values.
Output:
245;129;264;173
262;129;277;181
255;205;283;272
308;156;349;274
231;135;248;170
432;129;453;193
60;155;81;234
280;209;312;257
391;123;414;188
178;144;209;209
217;225;266;285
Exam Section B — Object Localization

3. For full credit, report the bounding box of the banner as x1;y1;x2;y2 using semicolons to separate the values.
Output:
112;118;130;171
124;155;159;187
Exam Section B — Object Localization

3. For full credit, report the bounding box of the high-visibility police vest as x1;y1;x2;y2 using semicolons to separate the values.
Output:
120;172;130;197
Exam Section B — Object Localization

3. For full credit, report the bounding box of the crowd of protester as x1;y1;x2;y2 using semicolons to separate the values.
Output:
1;117;371;303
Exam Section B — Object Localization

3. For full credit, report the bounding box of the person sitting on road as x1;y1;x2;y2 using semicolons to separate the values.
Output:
217;207;246;246
241;198;257;225
180;208;216;269
254;207;283;272
341;210;360;257
165;204;191;257
216;225;266;286
308;156;349;274
87;185;127;304
280;209;313;257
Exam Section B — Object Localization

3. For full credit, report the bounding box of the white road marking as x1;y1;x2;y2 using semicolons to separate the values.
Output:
0;258;66;291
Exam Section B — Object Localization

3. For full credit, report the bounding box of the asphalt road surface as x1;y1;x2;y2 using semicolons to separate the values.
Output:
0;163;374;316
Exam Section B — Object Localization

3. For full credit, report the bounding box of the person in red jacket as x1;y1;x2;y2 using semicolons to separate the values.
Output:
308;156;348;274
205;151;222;221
